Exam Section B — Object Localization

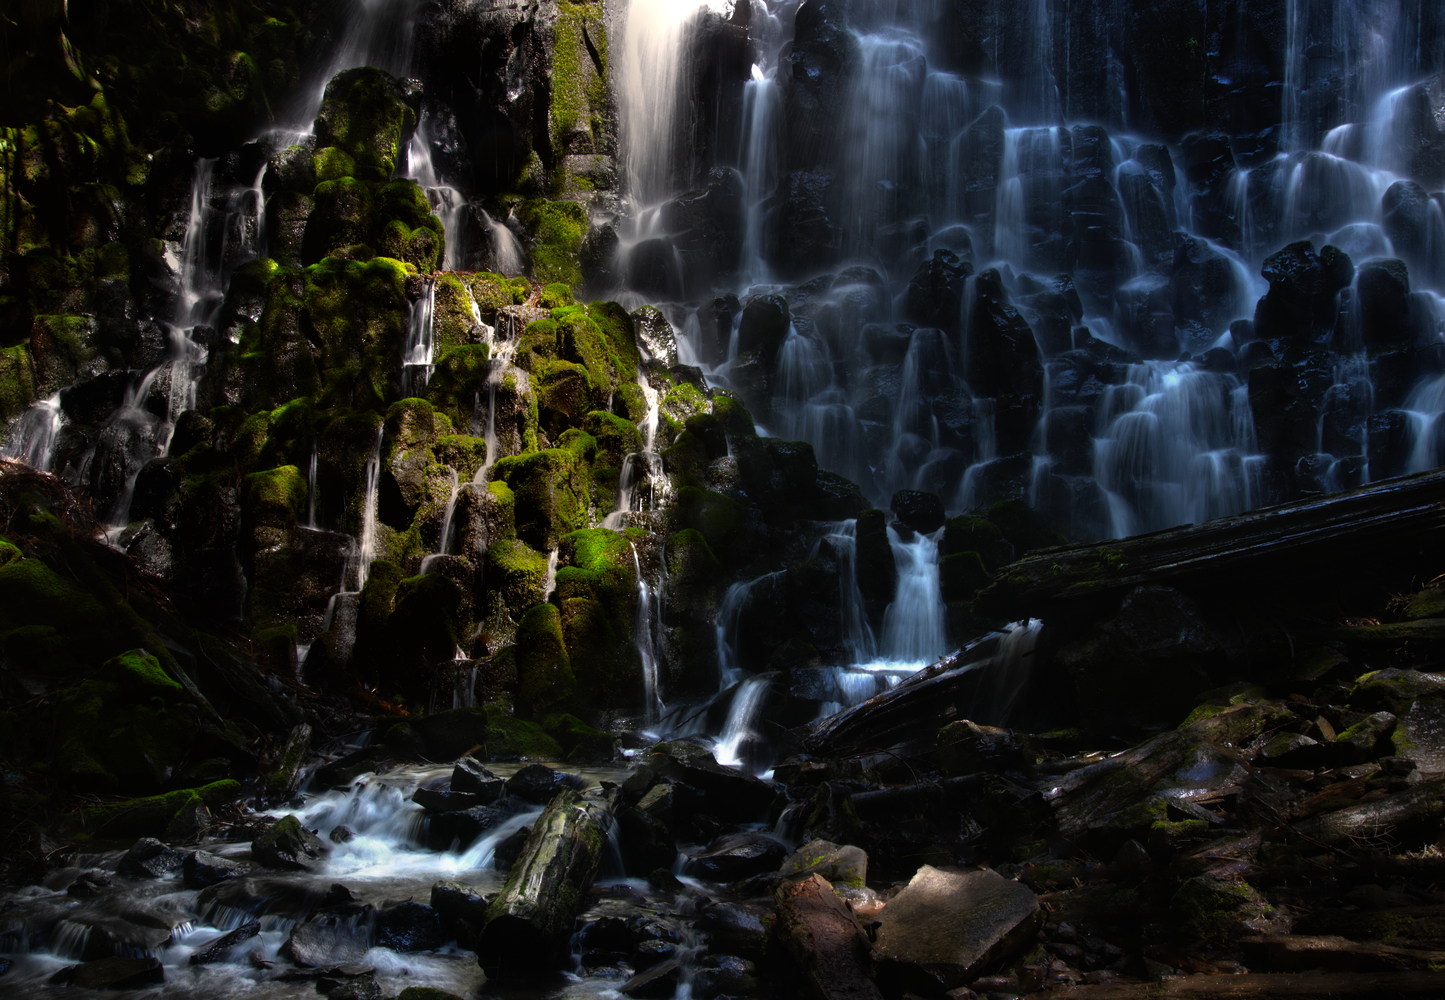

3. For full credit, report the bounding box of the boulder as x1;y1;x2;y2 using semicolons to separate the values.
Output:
412;788;483;813
777;840;868;889
252;815;328;871
189;919;260;965
505;763;579;804
890;490;945;535
772;874;882;1000
375;902;446;952
873;866;1041;994
117;838;183;879
683;832;788;882
182;851;249;889
426;805;510;851
52;957;165;989
430;881;492;924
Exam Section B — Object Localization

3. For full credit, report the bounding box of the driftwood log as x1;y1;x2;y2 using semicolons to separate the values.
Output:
475;789;604;973
975;468;1445;622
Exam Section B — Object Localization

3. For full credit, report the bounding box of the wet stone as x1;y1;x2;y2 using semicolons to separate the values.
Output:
117;838;183;879
493;824;532;871
411;788;482;812
451;756;505;801
324;974;383;1000
778;839;868;889
374;901;446;952
618;958;682;998
189;918;260;965
683;831;788;881
505;762;579;803
253;815;328;870
430;880;491;923
67;870;113;898
52;956;165;989
426;804;509;850
282;906;376;967
183;850;249;888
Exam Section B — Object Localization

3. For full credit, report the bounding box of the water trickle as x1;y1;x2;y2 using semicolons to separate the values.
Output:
403;278;436;398
344;426;385;593
604;372;665;529
631;543;664;726
2;394;64;471
540;548;560;602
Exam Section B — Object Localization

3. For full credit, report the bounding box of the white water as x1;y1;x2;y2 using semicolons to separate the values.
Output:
603;373;665;529
403;278;436;397
631;544;664;725
344;426;385;593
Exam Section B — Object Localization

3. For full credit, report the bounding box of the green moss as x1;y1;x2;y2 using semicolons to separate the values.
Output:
1169;876;1269;942
0;556;117;676
486;538;550;612
244;465;307;529
98;649;182;695
674;487;747;562
491;447;593;550
514;603;574;714
662;382;709;423
540;283;575;308
468;272;523;314
517;200;588;251
435;435;491;482
0;345;36;419
313;145;358;182
481;703;563;759
69;780;241;837
583;410;643;466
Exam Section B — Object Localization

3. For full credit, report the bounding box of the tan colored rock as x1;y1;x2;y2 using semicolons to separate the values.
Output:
773;874;883;1000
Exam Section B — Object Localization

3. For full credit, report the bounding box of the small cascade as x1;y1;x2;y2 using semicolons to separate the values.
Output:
343;426;385;593
540;548;560;602
1;394;64;471
630;543;664;725
407;123;468;270
481;210;527;276
603;372;665;529
305;440;320;529
713;674;772;773
878;524;947;665
403;278;436;397
970;618;1046;725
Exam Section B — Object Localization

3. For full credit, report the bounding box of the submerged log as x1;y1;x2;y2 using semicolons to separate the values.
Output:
976;467;1445;621
474;789;604;973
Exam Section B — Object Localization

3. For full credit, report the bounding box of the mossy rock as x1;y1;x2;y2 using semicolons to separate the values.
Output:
68;780;241;838
486;538;551;613
543;712;615;763
491;446;594;551
424;345;492;428
482;703;563;760
514;604;574;715
540;283;575;308
468;272;526;315
1168;875;1271;943
583;410;642;467
0;553;122;677
1350;668;1445;716
313;66;419;181
710;393;757;438
661;382;709;424
674;486;748;562
944;514;1014;570
244;465;307;531
302;256;410;409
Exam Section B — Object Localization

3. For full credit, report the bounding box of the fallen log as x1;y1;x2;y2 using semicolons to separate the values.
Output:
1044;971;1445;998
975;467;1445;621
803;629;1028;756
474;789;604;973
772;874;882;1000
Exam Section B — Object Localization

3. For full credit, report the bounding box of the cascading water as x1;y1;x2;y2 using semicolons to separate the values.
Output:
630;543;664;725
343;427;385;593
403;277;436;397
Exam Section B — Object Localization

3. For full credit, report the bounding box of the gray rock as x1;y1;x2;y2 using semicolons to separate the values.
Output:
117;838;183;879
778;839;868;889
450;756;505;801
873;866;1042;994
684;832;788;882
189;919;260;965
412;788;482;813
374;901;445;952
282;907;375;967
430;880;491;923
183;850;249;889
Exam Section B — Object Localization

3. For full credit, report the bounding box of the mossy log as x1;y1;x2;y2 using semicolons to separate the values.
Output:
975;467;1445;621
475;789;604;972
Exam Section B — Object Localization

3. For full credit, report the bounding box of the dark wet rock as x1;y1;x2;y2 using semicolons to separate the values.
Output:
873;866;1041;995
182;850;249;889
412;788;483;813
330;826;355;844
684;831;787;882
937;720;1034;776
410;707;490;761
505;763;578;803
773;874;882;1000
736;294;790;359
493;825;532;872
189;919;260;965
890;490;945;535
252;815;328;871
117;838;183;879
619;959;682;998
1253;732;1329;769
324;976;383;1000
66;870;113;898
450;756;505;801
426;805;510;851
1357;259;1416;347
692;955;759;999
641;742;776;820
395;988;465;1000
904;250;970;332
375;901;445;952
430;881;491;924
282;905;376;967
777;840;867;889
51;956;165;989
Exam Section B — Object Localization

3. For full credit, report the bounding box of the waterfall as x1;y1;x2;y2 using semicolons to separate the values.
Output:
481;210;527;276
713;674;772;773
305;441;320;529
344;426;385;593
631;543;664;725
540;548;560;602
878;525;947;666
403;278;436;398
2;394;64;471
603;372;665;529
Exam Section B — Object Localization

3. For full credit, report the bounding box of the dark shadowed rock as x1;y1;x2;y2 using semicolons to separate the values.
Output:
505;763;581;803
183;850;249;889
450;756;505;801
375;901;446;952
412;788;483;813
426;805;510;851
282;905;376;967
890;490;945;534
189;919;260;965
684;832;788;881
873;866;1041;994
252;816;327;871
430;881;492;924
52;956;165;989
117;838;183;879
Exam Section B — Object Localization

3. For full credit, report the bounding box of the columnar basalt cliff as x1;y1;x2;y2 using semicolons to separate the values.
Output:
4;2;1445;999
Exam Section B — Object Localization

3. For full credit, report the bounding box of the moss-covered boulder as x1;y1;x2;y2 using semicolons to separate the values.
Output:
52;650;198;791
313;67;420;182
517;200;589;289
491;437;597;551
514;604;574;715
485;535;550;615
303;256;411;410
68;780;241;839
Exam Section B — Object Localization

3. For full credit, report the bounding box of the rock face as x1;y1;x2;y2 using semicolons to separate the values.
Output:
252;816;328;871
872;866;1042;994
